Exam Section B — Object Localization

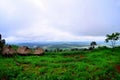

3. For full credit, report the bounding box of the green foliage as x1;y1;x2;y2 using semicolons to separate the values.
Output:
90;41;97;49
0;47;120;80
105;32;120;48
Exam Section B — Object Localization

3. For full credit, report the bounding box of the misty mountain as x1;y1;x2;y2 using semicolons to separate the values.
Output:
15;42;90;49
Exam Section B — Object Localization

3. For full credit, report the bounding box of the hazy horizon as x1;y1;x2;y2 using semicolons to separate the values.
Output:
0;0;120;43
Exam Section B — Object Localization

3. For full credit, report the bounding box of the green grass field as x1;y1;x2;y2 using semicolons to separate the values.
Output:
0;47;120;80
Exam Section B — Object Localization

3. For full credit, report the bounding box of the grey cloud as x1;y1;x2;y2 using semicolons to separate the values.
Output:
1;0;120;42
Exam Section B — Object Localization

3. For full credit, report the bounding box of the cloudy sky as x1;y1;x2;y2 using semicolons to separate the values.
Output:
0;0;120;43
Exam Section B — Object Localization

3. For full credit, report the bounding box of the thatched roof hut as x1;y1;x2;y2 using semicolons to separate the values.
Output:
17;46;31;55
2;45;16;56
33;48;44;55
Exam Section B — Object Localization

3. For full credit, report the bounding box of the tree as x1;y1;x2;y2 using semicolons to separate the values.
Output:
90;41;97;49
105;32;120;48
0;34;6;53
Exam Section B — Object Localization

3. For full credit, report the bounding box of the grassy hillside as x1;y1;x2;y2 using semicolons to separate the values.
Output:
0;47;120;80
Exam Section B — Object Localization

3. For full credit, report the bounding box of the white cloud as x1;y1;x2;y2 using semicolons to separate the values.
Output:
26;0;48;12
8;22;105;42
0;0;120;42
0;0;16;18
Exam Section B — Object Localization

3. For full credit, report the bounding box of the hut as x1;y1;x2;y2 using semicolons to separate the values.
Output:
17;46;31;55
2;45;16;56
33;48;44;55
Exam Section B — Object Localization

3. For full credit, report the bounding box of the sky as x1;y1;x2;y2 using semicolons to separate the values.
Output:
0;0;120;43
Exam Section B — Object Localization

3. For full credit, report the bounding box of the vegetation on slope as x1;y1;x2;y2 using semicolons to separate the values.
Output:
0;47;120;80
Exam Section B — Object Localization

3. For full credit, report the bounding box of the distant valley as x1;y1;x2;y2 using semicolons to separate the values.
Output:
11;41;106;50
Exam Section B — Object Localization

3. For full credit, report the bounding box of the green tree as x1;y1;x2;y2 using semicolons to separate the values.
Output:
105;32;120;48
90;41;97;49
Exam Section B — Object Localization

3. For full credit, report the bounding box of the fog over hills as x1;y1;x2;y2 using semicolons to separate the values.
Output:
10;41;107;49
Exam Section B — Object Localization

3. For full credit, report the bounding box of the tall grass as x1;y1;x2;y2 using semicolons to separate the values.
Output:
0;47;120;80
